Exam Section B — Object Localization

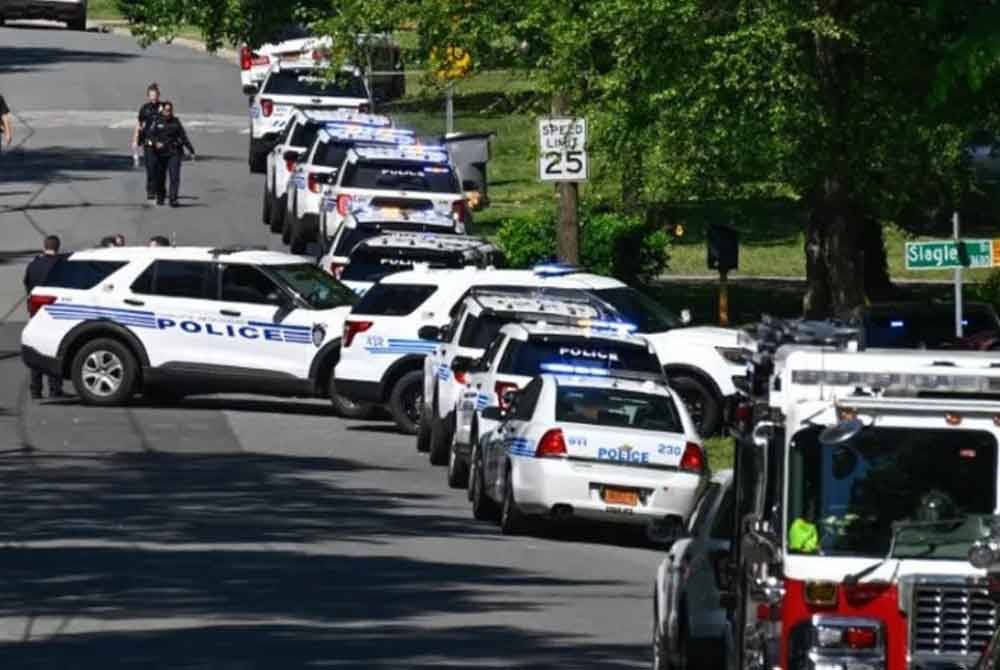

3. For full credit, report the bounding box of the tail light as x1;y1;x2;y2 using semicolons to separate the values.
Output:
307;172;322;194
312;49;325;61
451;199;467;224
844;627;878;650
535;429;567;458
240;46;252;70
453;369;469;385
336;194;352;216
358;103;371;113
342;320;373;348
285;157;297;172
495;381;518;411
28;294;56;317
328;263;344;279
679;442;705;472
260;99;274;117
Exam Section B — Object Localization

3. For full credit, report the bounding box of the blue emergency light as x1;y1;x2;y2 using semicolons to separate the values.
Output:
540;363;611;376
533;261;579;277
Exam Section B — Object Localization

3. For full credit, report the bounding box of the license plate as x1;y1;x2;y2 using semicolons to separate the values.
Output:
602;487;639;506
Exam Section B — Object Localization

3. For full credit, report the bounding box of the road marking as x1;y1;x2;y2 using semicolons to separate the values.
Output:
16;110;248;132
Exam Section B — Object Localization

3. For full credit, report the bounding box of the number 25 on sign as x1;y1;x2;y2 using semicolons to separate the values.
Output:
538;118;588;182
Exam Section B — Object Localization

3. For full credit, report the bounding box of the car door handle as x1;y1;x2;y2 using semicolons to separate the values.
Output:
123;298;144;306
220;309;241;317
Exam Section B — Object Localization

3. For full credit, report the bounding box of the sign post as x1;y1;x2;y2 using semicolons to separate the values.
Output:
539;111;588;264
954;212;963;339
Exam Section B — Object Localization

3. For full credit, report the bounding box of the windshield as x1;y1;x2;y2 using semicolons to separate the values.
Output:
268;263;357;310
592;287;679;333
342;161;460;193
556;386;682;432
341;247;469;282
263;70;367;98
787;426;997;559
499;336;662;376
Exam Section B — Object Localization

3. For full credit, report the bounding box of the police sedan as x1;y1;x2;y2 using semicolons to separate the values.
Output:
470;372;708;541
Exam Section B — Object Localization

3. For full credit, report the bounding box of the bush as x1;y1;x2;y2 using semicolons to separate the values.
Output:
494;207;671;284
971;268;1000;312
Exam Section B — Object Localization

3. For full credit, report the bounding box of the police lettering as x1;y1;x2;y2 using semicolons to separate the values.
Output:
597;447;650;463
558;347;620;363
379;258;413;266
380;168;422;178
151;317;304;344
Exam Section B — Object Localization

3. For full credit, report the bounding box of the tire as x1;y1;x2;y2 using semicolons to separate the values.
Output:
499;463;530;535
653;596;668;670
269;193;285;234
470;446;500;521
447;442;470;488
328;377;374;420
428;406;452;466
71;338;137;406
248;144;267;173
669;374;722;436
388;370;423;435
290;224;307;254
283;193;297;246
416;407;431;452
262;187;272;225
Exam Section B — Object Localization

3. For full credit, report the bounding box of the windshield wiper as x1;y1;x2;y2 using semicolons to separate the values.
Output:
844;518;966;585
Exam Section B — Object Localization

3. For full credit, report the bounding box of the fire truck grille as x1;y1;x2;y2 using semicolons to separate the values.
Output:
911;581;997;666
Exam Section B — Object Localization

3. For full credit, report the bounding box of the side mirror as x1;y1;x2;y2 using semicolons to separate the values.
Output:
481;406;504;421
282;150;302;162
418;325;441;341
680;308;692;325
501;388;519;409
242;84;258;96
312;172;335;185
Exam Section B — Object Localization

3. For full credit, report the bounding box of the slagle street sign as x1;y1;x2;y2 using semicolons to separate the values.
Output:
905;240;994;270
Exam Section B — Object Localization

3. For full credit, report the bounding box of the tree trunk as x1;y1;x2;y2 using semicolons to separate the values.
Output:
552;93;579;264
860;218;893;301
621;137;643;213
803;180;866;318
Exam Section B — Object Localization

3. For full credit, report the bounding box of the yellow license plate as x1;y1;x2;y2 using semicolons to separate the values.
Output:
602;487;639;506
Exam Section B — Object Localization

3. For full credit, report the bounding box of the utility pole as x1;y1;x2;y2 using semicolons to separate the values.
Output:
552;94;579;264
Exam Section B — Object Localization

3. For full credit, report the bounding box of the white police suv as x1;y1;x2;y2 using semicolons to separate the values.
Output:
317;206;463;279
451;321;665;489
284;124;417;253
21;246;358;408
248;63;369;173
318;144;468;244
263;109;392;236
418;291;617;475
470;372;706;540
239;26;324;93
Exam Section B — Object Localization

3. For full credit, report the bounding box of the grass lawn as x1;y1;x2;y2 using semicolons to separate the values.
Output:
87;0;121;20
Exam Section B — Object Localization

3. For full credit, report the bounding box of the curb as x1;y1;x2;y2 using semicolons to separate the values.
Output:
89;20;237;63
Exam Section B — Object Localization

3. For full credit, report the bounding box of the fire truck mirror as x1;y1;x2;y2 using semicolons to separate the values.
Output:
818;418;864;447
743;525;780;566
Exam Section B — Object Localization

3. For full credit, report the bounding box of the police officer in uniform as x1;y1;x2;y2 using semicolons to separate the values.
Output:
132;83;163;200
23;235;64;399
148;101;196;207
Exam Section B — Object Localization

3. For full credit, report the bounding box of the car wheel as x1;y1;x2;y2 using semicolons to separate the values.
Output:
653;597;668;670
499;463;530;535
71;338;137;406
282;194;295;244
416;406;431;452
388;370;423;435
249;148;266;173
471;446;500;521
328;377;374;419
428;407;452;466
446;425;469;488
262;187;272;225
269;194;286;234
669;374;722;436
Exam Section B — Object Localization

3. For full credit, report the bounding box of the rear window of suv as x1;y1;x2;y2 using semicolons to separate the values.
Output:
42;258;125;290
263;70;367;98
499;337;662;376
352;283;437;316
341;161;459;193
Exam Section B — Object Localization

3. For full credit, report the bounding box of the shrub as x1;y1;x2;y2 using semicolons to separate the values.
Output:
494;207;671;285
971;268;1000;312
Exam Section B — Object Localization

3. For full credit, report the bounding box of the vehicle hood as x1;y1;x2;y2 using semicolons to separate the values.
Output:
658;326;756;350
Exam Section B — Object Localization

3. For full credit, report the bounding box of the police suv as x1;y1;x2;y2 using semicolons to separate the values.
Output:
317;206;463;279
248;63;370;173
418;290;617;473
317;144;468;244
21;246;358;408
471;372;706;541
284;124;417;253
239;26;322;93
451;322;666;490
263;109;392;236
331;233;502;297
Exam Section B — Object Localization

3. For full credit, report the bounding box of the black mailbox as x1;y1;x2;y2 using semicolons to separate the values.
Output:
707;223;739;272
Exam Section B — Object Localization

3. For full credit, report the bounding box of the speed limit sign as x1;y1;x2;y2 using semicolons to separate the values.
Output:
538;117;588;182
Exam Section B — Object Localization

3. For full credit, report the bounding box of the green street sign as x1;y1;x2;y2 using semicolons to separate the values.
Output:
905;239;994;270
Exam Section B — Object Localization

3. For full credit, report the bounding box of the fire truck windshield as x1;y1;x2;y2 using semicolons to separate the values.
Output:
787;426;997;558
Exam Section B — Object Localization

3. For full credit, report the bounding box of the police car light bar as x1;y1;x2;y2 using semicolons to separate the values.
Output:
319;124;415;145
351;206;456;227
353;144;451;164
305;109;392;127
533;262;580;277
576;319;638;334
540;363;611;376
790;369;1000;394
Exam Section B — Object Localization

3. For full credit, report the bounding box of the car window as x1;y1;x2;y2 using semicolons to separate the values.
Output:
278;120;296;146
710;486;736;540
316;142;350;168
479;335;507;371
592;287;679;333
221;264;284;305
499;336;662;376
688;483;721;535
458;313;514;349
131;260;215;299
342;161;459;193
42;257;124;290
267;263;356;310
512;378;543;421
352;283;436;316
290;122;319;149
554;386;683;431
262;70;367;98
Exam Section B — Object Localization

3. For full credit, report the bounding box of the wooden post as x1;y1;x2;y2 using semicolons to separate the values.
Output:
552;94;579;264
719;269;730;326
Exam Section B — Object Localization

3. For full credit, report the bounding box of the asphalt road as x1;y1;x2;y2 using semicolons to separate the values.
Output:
0;24;662;669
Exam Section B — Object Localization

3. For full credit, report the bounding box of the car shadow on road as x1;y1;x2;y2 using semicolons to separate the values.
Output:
0;449;638;668
0;42;136;74
0;146;132;183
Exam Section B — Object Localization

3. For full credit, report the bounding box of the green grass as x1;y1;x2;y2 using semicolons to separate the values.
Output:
705;436;735;471
87;0;122;20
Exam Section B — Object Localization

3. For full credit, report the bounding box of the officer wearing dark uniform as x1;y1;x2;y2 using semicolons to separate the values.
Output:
133;83;163;200
148;101;195;207
23;235;64;399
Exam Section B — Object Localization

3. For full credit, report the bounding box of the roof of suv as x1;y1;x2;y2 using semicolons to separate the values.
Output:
356;232;494;254
67;246;309;266
499;321;650;348
380;267;625;290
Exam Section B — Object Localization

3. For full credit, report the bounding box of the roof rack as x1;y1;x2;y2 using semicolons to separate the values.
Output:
208;245;267;257
465;288;621;320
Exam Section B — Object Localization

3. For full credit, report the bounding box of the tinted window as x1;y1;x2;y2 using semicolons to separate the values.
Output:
512;378;543;421
221;265;283;304
263;70;367;98
342;161;459;193
268;263;355;310
132;260;214;299
710;487;735;540
316;142;350;168
593;287;679;333
353;283;437;316
865;308;999;348
499;337;662;376
343;246;473;282
290;122;320;149
43;259;125;290
554;386;682;431
459;313;512;349
479;335;507;371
